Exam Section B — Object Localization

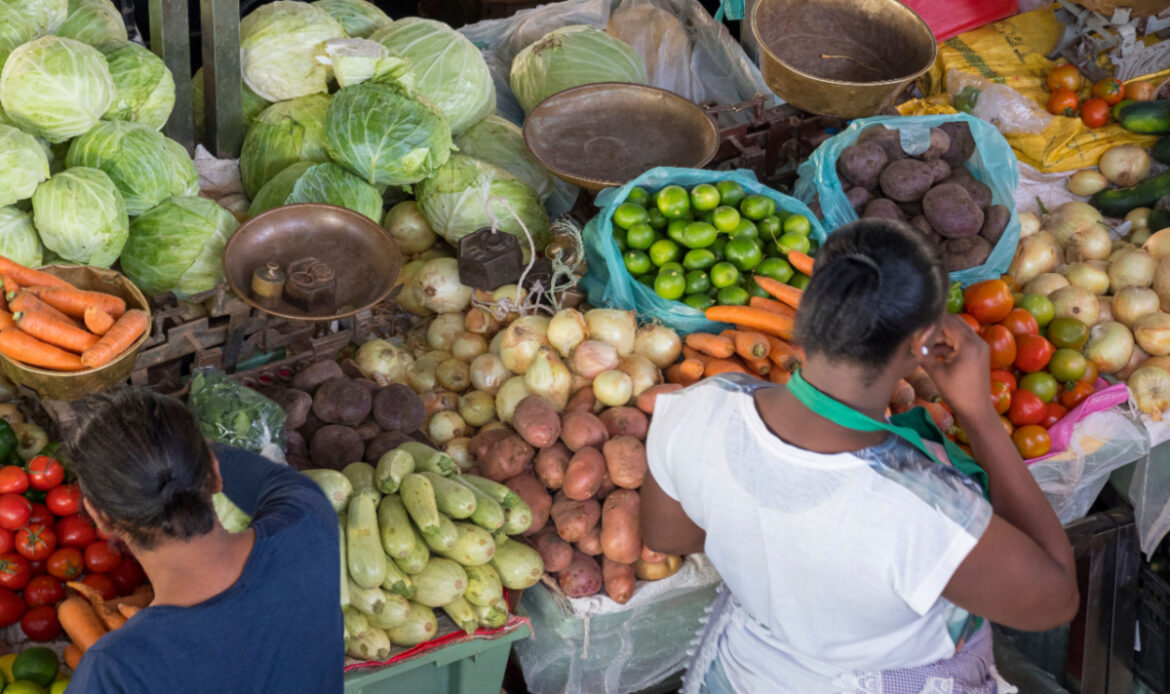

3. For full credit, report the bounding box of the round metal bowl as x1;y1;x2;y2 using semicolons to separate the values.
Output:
752;0;937;119
0;265;150;402
523;83;720;192
222;203;402;321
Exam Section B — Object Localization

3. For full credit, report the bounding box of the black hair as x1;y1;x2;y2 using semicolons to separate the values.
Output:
66;388;217;550
794;219;948;369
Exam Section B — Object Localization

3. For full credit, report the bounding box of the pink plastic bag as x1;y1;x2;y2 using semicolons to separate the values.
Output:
1026;380;1128;464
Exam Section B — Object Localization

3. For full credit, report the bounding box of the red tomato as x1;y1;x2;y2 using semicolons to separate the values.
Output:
0;528;13;556
1013;424;1053;458
81;573;116;601
964;280;1014;324
1009;389;1046;427
55;515;96;549
0;553;30;591
981;325;1018;370
1000;416;1015;436
26;503;51;528
45;484;80;517
990;369;1018;393
0;494;31;531
14;525;54;562
1042;402;1070;429
1060;380;1095;410
1092;78;1124;106
1015;334;1056;373
84;541;122;574
1047;64;1083;92
1000;308;1039;337
108;555;145;596
23;575;64;608
20;604;59;641
958;313;982;334
26;560;44;577
0;466;28;495
46;547;82;581
27;456;64;492
990;380;1012;415
0;587;25;627
1047;88;1080;117
1081;97;1110;128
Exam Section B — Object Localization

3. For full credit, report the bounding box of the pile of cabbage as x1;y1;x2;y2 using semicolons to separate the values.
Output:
0;1;237;297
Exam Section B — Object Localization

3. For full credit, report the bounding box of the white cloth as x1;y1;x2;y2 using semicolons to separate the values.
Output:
647;375;994;693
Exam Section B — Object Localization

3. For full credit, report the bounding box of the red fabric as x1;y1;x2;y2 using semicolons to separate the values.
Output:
901;0;1019;42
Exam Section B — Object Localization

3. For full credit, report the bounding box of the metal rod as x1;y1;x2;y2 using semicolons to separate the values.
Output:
148;0;194;152
200;0;244;158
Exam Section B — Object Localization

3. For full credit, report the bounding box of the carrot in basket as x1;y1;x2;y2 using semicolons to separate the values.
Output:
25;285;126;319
703;358;748;377
81;309;148;368
744;356;772;378
748;296;797;319
684;332;735;359
8;291;82;328
787;250;815;277
0;329;85;371
13;310;99;353
84;306;115;336
705;306;795;340
731;331;770;361
752;276;803;310
0;256;71;289
58;597;106;652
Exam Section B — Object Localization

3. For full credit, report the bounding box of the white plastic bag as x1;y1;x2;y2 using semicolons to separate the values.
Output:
1129;414;1170;556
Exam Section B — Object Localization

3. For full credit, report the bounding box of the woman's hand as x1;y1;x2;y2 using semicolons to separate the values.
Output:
921;315;995;422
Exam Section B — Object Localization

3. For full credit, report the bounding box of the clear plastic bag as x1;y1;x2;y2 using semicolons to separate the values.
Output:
794;113;1021;287
580;166;826;335
946;70;1054;136
187;368;287;463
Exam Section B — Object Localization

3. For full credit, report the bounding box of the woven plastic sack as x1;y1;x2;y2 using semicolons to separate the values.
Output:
793;113;1019;287
580;166;826;336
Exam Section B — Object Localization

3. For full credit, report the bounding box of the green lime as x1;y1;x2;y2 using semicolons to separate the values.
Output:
716;180;745;208
711;206;741;233
740;194;775;221
756;257;794;284
624;249;651;276
657;185;691;219
3;682;46;694
710;262;740;289
667;219;689;245
1020;293;1056;328
654;270;686;300
49;682;67;694
685;270;711;295
683;293;715;310
710;236;727;260
757;215;783;239
646;207;668;230
690;183;721;212
636;274;655;288
612;227;628;253
717;286;750;306
613;203;649;230
12;649;56;689
625;187;650;207
683;249;717;271
625;223;656;250
789;272;811;289
730;219;758;240
682;222;718;249
649;239;681;267
725;238;763;272
659;261;685;275
697;210;715;226
746;279;770;298
775;232;811;255
782;214;812;236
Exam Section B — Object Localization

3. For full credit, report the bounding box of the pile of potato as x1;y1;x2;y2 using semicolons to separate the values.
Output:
837;122;1010;272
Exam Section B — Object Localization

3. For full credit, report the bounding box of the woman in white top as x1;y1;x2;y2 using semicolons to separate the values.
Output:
641;219;1078;693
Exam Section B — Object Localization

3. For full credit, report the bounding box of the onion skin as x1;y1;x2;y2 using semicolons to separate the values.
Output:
417;257;472;314
593;370;633;407
498;316;551;374
1068;170;1108;197
427;313;465;351
584;309;636;356
1109;249;1158;292
548;309;588;359
633;325;682;369
1024;273;1069;296
1019;212;1041;238
1134;313;1170;356
470;353;511;395
1129;366;1170;421
1084;321;1135;375
1113;287;1160;327
1155;256;1170;312
1099;144;1151;187
1051;285;1099;327
1143;229;1170;258
570;340;620;379
1009;231;1061;285
355;339;414;385
384;201;437;254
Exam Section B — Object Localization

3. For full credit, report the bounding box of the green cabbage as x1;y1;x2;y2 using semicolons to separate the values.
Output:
32;167;128;267
54;0;127;47
369;18;494;137
509;25;646;114
0;125;50;207
0;3;39;69
239;0;345;102
249;161;384;224
121;196;239;296
312;0;390;39
0;36;114;143
455;115;556;201
239;93;331;199
0;206;43;268
416;154;549;255
98;40;176;131
325;80;452;187
192;67;270;143
1;0;67;35
318;38;411;89
65;120;197;216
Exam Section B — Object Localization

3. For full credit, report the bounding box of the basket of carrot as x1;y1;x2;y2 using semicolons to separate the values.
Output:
0;257;151;401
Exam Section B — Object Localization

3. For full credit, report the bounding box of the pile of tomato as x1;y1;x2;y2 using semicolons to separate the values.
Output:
955;278;1099;459
0;456;145;641
1045;63;1155;128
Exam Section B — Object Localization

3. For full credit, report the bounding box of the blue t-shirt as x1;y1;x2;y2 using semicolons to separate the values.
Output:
69;445;343;693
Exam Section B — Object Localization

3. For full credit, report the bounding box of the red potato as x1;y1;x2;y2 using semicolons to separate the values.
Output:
534;443;571;491
636;383;682;414
469;428;512;462
563;446;606;500
599;407;649;440
513;396;562;448
566;387;598;414
576;524;603;556
550;492;601;543
641;545;669;564
602;436;648;489
602;558;636;604
505;473;551;535
531;527;572;572
596;474;616;501
561;411;608;452
559;551;603;598
600;489;642;564
478;434;534;481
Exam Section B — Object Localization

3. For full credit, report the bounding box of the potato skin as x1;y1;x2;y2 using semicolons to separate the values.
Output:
923;183;984;239
879;159;934;202
292;360;344;393
635;384;682;414
534;442;571;491
599;407;649;440
862;198;906;222
513;395;562;448
938;121;975;168
602;436;648;489
372;384;425;432
576;524;603;556
558;551;602;598
920;127;951;162
980;204;1010;246
927;159;952;184
602;558;636;604
942;236;993;272
550;493;601;543
600;489;642;565
563;447;607;500
856;125;906;162
941;172;992;209
845;187;872;213
478;434;534;482
313;378;372;426
310;425;364;471
836;142;888;190
531;527;572;572
561;412;609;452
364;430;412;463
505;473;550;535
469;428;512;462
565;387;598;414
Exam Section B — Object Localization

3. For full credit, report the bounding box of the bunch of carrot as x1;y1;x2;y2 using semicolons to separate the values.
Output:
0;256;148;372
59;581;154;669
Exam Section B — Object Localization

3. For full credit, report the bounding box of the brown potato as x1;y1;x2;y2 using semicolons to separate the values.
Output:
531;527;572;572
595;473;617;501
551;493;601;543
942;236;993;272
513;395;562;448
879;159;934;202
598;407;649;440
505;473;550;535
862;198;906;222
563;447;606;500
468;428;512;462
602;558;636;604
534;442;571;491
938;121;975;168
565;387;598;414
836;141;888;190
576;524;603;556
558;551;602;598
856;125;906;162
919;127;951;161
600;490;642;565
845;187;872;214
309;425;363;471
561;411;608;452
602;436;647;489
980;204;1010;246
641;545;669;564
923;183;983;239
635;384;682;414
477;434;534;482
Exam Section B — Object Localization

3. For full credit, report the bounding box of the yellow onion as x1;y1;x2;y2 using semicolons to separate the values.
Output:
495;376;532;423
436;358;470;392
570;340;620;379
396;260;433;317
498;316;551;373
619;354;661;397
452;332;488;363
593;370;633;407
584;309;636;356
1129;366;1170;420
1084;321;1135;374
427;313;466;351
1109;249;1158;292
525;347;572;411
445;437;474;472
1112;287;1160;327
469;353;510;395
1009;232;1061;285
464;307;500;336
1064;262;1110;295
633;324;683;369
547;308;588;358
1134;312;1170;356
1142;228;1170;258
1024;273;1069;296
458;391;496;427
429;410;469;445
1051;285;1099;326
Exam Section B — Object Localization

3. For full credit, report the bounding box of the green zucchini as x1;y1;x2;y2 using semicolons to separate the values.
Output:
462;482;505;532
463;564;504;607
442;596;479;636
347;496;387;589
387;602;438;647
422;513;459;553
303;469;352;513
399;473;441;535
342;462;380;504
1119;100;1170;135
457;474;521;509
1152;136;1170;166
381;556;415;598
412;557;469;607
377;495;421;559
374;449;414;494
1090;170;1170;218
1150;207;1170;233
396;441;455;476
437;521;497;567
418;471;477;519
366;589;412;630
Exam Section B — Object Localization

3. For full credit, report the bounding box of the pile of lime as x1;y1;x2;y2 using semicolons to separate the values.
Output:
0;647;68;694
610;181;815;310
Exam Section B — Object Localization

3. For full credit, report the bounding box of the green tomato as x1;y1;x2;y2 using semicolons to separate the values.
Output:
649;239;682;267
625;186;650;207
710;262;740;289
683;248;717;271
717;286;750;306
667;219;689;245
1020;371;1059;404
755;257;794;284
725;237;763;272
612;228;628;253
775;232;811;255
624;249;651;276
1020;293;1056;328
625;223;656;250
613;202;649;230
711;205;741;234
789;272;811;289
730;218;758;240
646;207;668;230
683;293;715;310
654;270;686;300
740;194;775;221
685;270;711;295
636;274;655;288
757;215;783;239
656;185;691;219
716;180;745;208
682;222;718;249
1048;348;1087;383
782;214;812;236
690;183;721;212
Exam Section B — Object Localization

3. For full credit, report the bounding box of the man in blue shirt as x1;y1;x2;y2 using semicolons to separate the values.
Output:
66;388;342;693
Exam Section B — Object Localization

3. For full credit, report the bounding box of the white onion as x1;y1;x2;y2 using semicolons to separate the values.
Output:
1134;227;1154;246
1009;232;1061;285
408;355;440;393
620;354;661;397
427;313;466;351
491;285;526;323
1046;202;1106;244
1113;287;1160;327
1141;355;1170;372
1050;285;1099;326
524;347;572;411
547;308;588;358
498;316;551;374
489;331;504;355
470;353;511;395
633;324;683;369
495;376;532;423
396;260;433;317
1099;144;1151;187
417;258;472;313
1111;241;1137;260
1097;296;1114;324
1143;228;1170;258
464;307;500;336
1128;207;1152;235
1064;262;1110;295
593;370;633;407
445;437;474;472
570;340;620;378
1019;212;1041;237
1024;273;1069;296
584;309;637;356
429;410;469;445
1065;224;1112;262
1109;249;1158;292
437;358;471;392
1117;345;1150;380
384;201;437;254
1067;170;1108;196
1135;312;1170;356
1128;366;1170;420
458;391;497;427
452;332;488;363
1155;256;1170;312
355;339;414;386
1084;321;1135;374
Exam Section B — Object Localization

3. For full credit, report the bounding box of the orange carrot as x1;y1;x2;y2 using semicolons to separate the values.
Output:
117;603;141;620
706;306;795;340
766;335;803;371
81;309;148;368
749;295;797;319
681;346;709;364
0;256;71;289
744;356;772;377
64;643;83;670
769;368;791;384
704;358;748;377
732;331;770;361
0;328;85;371
25;286;126;319
684;333;735;359
13;310;99;353
752;275;803;310
0;312;14;331
0;275;18;296
8;291;82;328
666;359;704;386
58;597;106;652
84;306;115;336
787;250;815;277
